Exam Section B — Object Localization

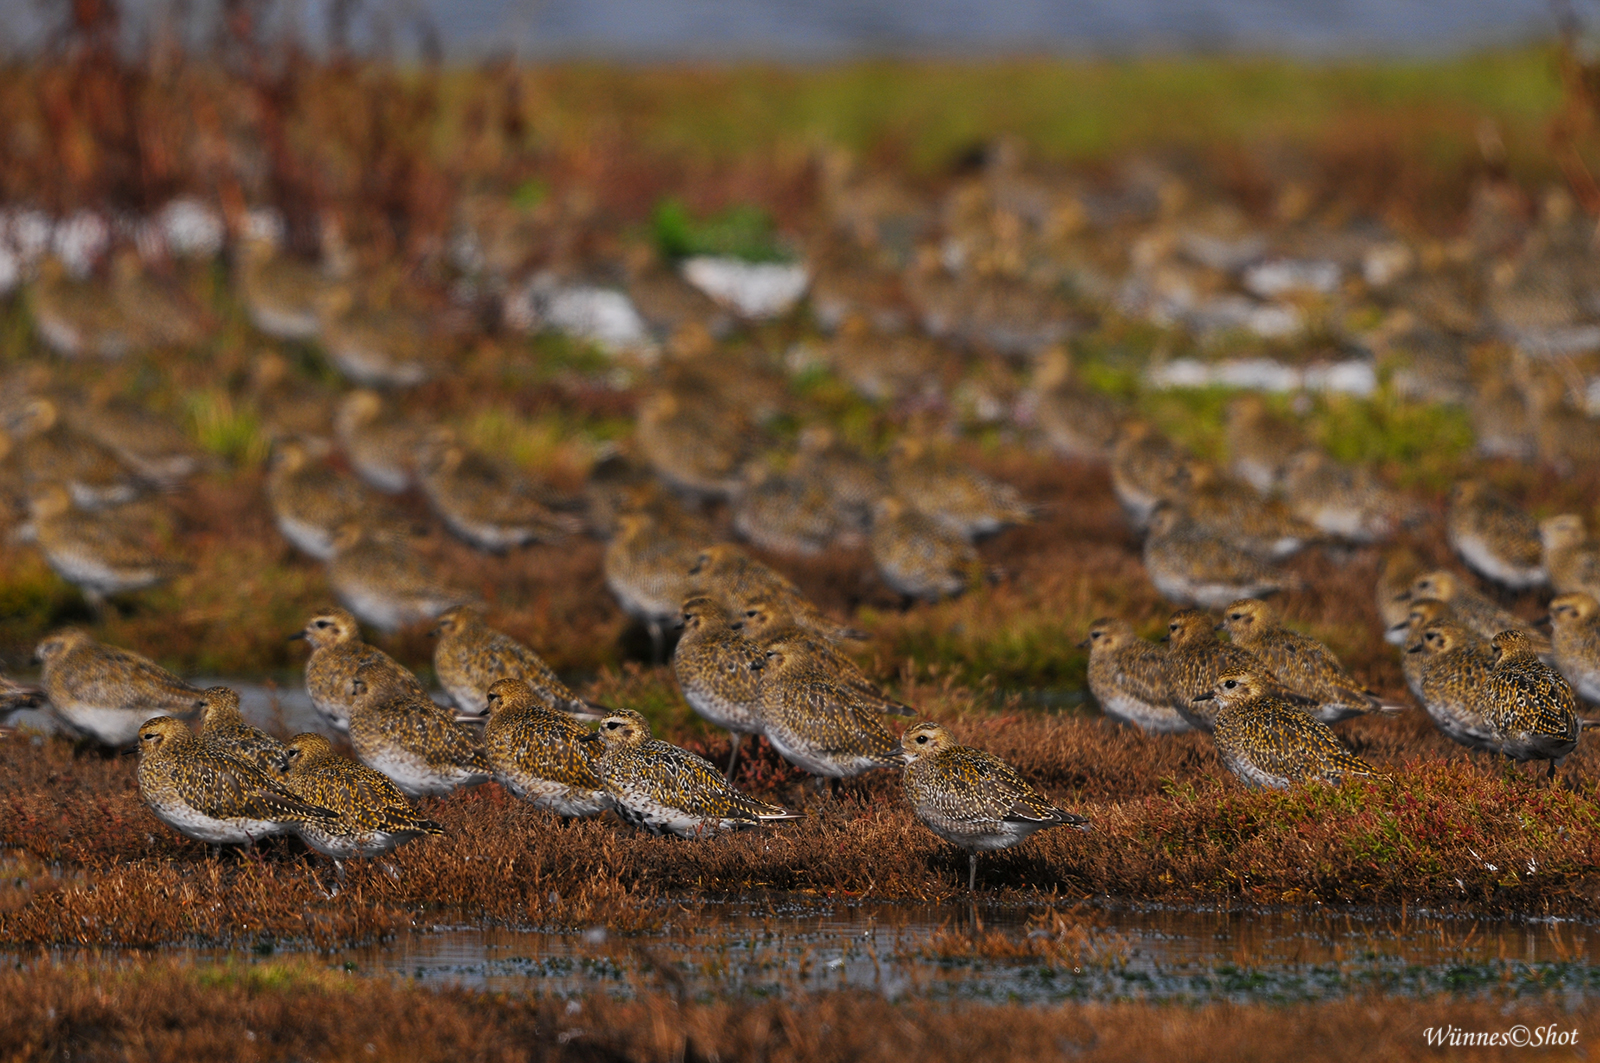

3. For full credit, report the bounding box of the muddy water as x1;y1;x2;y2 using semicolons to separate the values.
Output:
127;899;1600;1004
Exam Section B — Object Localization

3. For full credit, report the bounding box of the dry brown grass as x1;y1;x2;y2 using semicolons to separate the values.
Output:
0;953;1590;1063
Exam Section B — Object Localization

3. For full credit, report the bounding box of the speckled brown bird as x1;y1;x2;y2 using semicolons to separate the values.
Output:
1218;599;1402;722
326;524;474;633
22;484;187;609
672;597;768;778
35;628;205;747
1280;451;1417;544
586;707;799;837
1196;670;1381;789
1474;630;1582;779
900;721;1088;890
1110;422;1188;529
346;665;493;797
1162;609;1306;732
266;439;388;561
1224;394;1306;493
734;597;913;718
886;438;1033;539
279;732;445;864
197;686;288;775
136;716;339;846
731;472;841;557
0;674;44;717
869;496;976;602
1142;505;1300;610
294;607;427;733
1408;570;1550;657
1080;617;1188;734
1447;480;1546;591
756;635;905;780
792;425;886;530
335;389;421;493
1180;464;1321;559
415;432;582;552
689;543;863;643
1405;619;1499;752
1540;515;1600;601
635;389;753;498
3;396;141;510
432;606;586;716
1025;347;1126;462
481;678;610;817
1376;546;1427;635
1549;593;1600;703
1390;598;1462;698
603;510;705;662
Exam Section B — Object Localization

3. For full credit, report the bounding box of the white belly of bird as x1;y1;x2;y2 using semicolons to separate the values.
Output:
356;744;471;797
53;704;146;746
1098;693;1191;734
1454;534;1544;589
611;792;738;838
274;514;337;560
332;583;414;634
44;548;157;595
147;793;286;845
442;677;486;715
499;772;611;818
438;510;533;552
921;812;1035;853
1219;749;1292;789
297;822;412;859
762;728;877;778
682;684;761;734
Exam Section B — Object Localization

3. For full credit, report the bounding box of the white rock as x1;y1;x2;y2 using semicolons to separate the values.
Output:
1304;360;1378;396
4;209;53;263
1145;357;1375;396
1242;259;1340;298
243;206;286;247
545;286;651;353
1213;358;1303;391
1512;325;1600;359
0;246;18;296
682;256;809;319
1179;231;1266;273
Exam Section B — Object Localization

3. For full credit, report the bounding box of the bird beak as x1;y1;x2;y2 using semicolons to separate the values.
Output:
1075;637;1090;649
580;731;599;744
287;631;306;642
1533;614;1551;627
1158;635;1170;644
1213;621;1225;631
1406;644;1424;654
1385;620;1408;634
1191;692;1215;703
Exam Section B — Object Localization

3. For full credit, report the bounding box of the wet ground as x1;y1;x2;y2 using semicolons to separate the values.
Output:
43;897;1600;1005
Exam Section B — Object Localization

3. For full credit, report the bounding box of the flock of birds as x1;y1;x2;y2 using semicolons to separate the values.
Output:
9;153;1600;892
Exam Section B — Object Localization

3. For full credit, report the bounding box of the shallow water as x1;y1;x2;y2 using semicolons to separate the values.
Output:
75;898;1600;1004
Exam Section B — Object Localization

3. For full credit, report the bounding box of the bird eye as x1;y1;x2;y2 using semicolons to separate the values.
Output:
1224;680;1237;689
916;735;928;744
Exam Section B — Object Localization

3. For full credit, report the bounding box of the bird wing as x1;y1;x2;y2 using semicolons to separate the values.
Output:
640;741;792;820
91;648;205;713
176;756;336;823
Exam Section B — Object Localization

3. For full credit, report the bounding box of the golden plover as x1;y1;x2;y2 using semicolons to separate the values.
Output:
635;389;753;498
1109;422;1187;529
1219;599;1402;722
672;596;768;778
756;636;904;780
482;678;610;817
869;496;977;602
326;524;474;633
1473;629;1581;779
432;605;586;716
731;473;840;557
1142;505;1299;610
1549;592;1600;703
1080;617;1188;734
792;425;886;530
1195;670;1381;788
1390;598;1461;698
1446;480;1546;590
1163;609;1305;731
266;439;389;561
1540;515;1600;600
335;389;421;493
35;628;204;747
136;716;338;846
415;433;582;552
0;674;45;716
197;686;289;775
1280;451;1417;544
65;391;200;488
688;543;863;643
1026;346;1125;461
346;665;493;797
1408;570;1550;657
279;732;445;864
22;484;187;609
1224;394;1306;493
885;439;1033;540
1404;619;1502;752
294;607;428;733
3;397;140;509
901;721;1088;890
1180;464;1320;559
734;596;913;718
603;510;704;661
586;707;799;837
318;303;434;387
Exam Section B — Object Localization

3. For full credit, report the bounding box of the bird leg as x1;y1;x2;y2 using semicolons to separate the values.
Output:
647;620;664;666
725;732;742;781
968;851;978;892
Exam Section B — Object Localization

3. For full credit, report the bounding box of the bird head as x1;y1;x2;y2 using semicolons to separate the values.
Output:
900;721;954;764
136;716;191;757
585;708;651;750
1192;669;1269;709
1165;609;1215;647
1218;598;1273;639
1079;617;1133;651
1540;514;1588;552
1550;593;1600;629
282;732;335;775
295;608;361;649
34;627;91;665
